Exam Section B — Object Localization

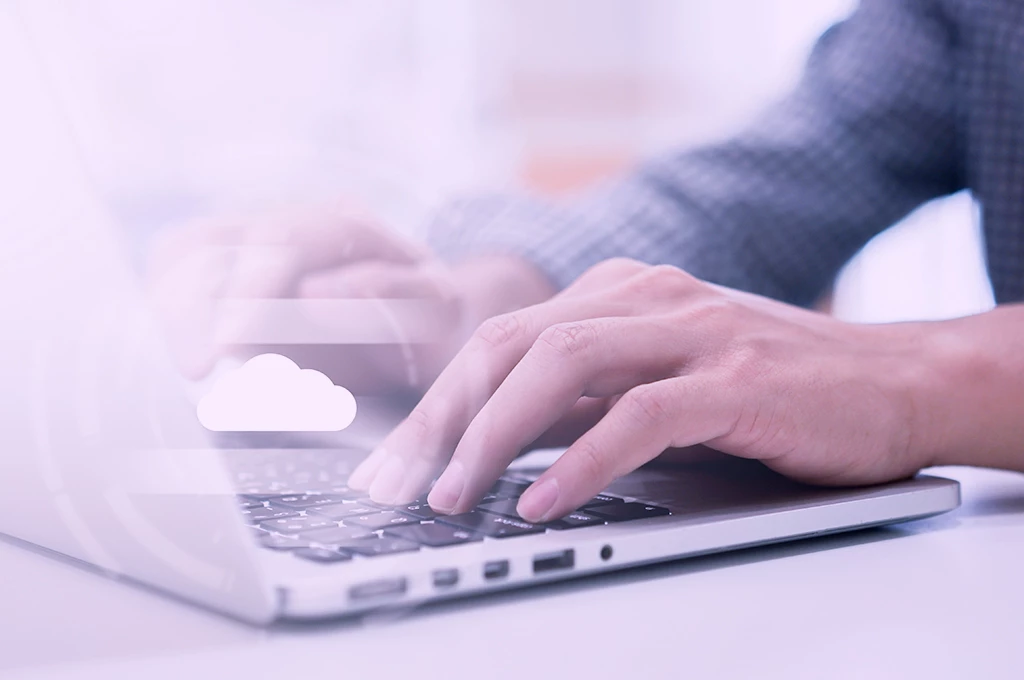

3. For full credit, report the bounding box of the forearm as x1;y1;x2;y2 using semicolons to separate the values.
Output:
912;305;1024;472
429;0;960;307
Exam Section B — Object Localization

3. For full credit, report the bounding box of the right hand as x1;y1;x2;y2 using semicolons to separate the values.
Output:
146;204;556;397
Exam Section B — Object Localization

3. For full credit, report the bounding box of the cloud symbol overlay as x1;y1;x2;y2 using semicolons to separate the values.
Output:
197;354;357;432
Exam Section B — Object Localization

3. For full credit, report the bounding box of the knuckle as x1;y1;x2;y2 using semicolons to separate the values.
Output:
716;333;770;387
401;407;435;443
619;384;673;429
722;336;773;384
537;321;598;359
473;312;526;349
571;437;606;481
625;264;699;299
592;257;647;276
683;296;739;327
574;258;647;287
341;266;398;297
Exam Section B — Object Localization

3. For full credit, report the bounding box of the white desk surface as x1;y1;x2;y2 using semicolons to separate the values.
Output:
2;465;1023;680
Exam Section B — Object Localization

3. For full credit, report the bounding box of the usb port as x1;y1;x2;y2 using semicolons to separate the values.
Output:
432;568;459;588
483;559;510;580
533;549;575;574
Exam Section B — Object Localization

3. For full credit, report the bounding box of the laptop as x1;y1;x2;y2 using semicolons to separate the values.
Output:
0;3;960;624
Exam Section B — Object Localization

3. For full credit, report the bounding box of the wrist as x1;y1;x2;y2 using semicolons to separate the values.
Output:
855;322;944;474
897;317;1009;470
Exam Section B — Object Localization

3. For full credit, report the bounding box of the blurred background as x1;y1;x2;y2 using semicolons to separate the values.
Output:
19;0;993;322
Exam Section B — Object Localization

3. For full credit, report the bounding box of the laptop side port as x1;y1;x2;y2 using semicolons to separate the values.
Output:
533;549;575;574
349;577;408;602
432;568;459;588
483;559;510;580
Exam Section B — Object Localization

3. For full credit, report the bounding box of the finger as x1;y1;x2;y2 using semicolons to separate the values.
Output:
517;377;738;522
298;263;461;393
147;220;245;378
653;444;733;466
216;344;417;395
347;446;390;490
556;258;649;298
149;212;432;377
358;310;550;505
146;218;242;284
148;242;236;379
150;219;300;375
213;235;302;347
429;317;690;514
527;397;614;450
214;217;435;348
262;209;429;270
357;296;615;505
299;261;451;300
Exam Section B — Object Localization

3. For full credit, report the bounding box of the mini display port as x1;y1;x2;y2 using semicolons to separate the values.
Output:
483;560;510;580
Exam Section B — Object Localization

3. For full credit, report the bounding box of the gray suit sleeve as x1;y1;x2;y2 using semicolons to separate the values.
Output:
426;0;962;307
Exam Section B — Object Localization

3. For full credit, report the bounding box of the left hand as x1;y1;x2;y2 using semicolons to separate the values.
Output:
146;206;553;396
349;258;936;522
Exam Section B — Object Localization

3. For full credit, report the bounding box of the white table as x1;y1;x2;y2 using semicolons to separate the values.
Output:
3;465;1023;680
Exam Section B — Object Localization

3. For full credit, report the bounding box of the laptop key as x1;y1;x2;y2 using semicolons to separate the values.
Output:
336;537;420;558
546;511;606;530
318;485;372;500
293;547;353;564
248;481;296;495
393;501;439;521
364;494;426;509
586;502;671;522
299;525;373;544
240;493;288;502
582;493;625;508
489;479;532;499
477;498;526;519
480;498;605;529
437;511;545;538
240;506;300;523
306;502;378;521
260;516;336;535
270;494;360;510
346;511;417;531
383;522;483;547
260;533;312;550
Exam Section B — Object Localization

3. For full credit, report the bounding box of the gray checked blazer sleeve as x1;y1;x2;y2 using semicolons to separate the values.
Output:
426;0;964;307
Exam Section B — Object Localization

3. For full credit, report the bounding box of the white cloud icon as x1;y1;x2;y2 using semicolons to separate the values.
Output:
197;354;357;432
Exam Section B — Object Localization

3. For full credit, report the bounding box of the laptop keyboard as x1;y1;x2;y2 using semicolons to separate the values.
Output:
227;450;671;564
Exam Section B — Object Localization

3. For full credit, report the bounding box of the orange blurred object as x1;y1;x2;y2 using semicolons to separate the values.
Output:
520;151;635;195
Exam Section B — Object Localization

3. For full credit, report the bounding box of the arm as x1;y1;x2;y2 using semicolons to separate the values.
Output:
919;305;1024;473
428;0;962;307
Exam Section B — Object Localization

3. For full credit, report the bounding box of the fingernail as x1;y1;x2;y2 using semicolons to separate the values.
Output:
347;448;384;490
368;456;406;505
428;460;466;513
517;478;560;522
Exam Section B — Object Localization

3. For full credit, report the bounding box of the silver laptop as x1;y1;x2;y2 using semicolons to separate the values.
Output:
0;4;960;624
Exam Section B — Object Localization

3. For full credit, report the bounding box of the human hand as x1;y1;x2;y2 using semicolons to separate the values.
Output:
147;204;555;395
349;258;936;520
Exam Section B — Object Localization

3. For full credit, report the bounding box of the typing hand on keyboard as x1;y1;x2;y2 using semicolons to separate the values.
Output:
348;258;935;524
232;452;668;565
